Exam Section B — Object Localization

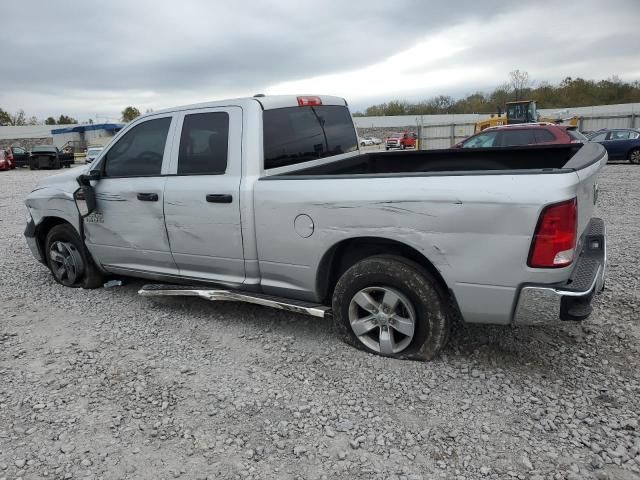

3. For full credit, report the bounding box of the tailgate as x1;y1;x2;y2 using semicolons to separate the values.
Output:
569;144;607;241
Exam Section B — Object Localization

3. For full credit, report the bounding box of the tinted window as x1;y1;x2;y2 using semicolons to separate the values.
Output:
104;117;171;177
13;147;25;154
178;112;229;175
263;105;357;169
462;131;498;148
590;132;607;142
533;129;556;143
498;129;536;146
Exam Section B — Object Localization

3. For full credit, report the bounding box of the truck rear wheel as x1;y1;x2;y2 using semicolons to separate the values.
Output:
331;255;450;361
44;224;103;289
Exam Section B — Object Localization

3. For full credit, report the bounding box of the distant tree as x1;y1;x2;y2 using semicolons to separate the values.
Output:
0;108;12;125
359;73;640;116
145;108;154;114
509;69;532;101
27;116;40;125
57;114;77;125
88;119;94;124
10;109;27;126
121;106;141;122
45;117;57;125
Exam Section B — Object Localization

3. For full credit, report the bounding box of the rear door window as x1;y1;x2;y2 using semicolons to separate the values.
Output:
177;112;229;175
609;130;631;141
498;129;536;146
263;105;357;169
533;129;556;143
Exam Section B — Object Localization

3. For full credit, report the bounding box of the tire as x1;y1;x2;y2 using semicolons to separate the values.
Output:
44;224;103;289
331;255;450;361
29;161;38;170
629;148;640;164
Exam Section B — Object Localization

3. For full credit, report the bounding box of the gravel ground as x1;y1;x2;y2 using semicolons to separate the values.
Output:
1;164;639;480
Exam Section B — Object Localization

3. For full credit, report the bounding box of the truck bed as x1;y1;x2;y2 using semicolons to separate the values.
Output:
275;144;598;178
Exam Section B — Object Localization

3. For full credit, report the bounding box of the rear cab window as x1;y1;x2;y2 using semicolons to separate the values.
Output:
263;105;357;169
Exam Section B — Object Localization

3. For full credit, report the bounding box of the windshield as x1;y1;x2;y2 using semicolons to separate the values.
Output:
566;130;588;142
32;145;56;153
87;148;103;155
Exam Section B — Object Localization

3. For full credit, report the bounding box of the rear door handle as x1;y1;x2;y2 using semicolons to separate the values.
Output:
137;192;158;202
206;194;233;203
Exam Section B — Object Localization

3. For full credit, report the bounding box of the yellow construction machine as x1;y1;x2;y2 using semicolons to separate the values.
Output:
474;100;578;133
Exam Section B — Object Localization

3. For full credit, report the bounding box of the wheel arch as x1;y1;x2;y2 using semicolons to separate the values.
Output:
627;145;640;159
316;236;453;305
35;217;76;257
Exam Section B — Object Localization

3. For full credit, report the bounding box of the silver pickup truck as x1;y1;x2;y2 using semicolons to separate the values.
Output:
24;94;607;360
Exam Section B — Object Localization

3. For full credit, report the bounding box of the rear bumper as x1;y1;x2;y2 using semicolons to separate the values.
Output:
513;218;606;325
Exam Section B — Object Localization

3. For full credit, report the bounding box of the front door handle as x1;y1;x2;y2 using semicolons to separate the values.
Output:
206;194;233;204
137;192;158;202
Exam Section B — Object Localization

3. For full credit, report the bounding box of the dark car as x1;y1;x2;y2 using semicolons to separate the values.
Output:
455;123;586;148
587;129;640;164
29;145;74;170
6;146;29;167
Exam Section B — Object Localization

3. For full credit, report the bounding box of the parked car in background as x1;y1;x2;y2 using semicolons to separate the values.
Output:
455;123;586;148
29;145;74;170
365;135;382;145
359;137;374;146
587;128;640;164
6;146;29;167
85;146;104;164
385;132;416;150
0;149;11;171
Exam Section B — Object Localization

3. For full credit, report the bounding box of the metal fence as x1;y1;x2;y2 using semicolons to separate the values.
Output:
417;113;640;150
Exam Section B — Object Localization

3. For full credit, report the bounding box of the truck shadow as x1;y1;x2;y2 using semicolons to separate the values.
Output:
127;279;594;374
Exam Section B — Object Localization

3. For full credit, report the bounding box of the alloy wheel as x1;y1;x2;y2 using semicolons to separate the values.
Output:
348;286;416;354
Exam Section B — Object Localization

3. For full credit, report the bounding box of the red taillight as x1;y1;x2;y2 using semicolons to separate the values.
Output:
528;198;577;268
297;96;322;107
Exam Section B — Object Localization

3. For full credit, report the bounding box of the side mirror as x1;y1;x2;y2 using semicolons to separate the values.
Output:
74;186;97;217
77;170;101;186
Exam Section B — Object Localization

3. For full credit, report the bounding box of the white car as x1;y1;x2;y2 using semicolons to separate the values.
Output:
366;136;382;145
359;137;374;146
85;146;104;164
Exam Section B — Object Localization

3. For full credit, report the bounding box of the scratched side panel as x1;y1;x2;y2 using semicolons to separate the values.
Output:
253;172;580;322
84;177;177;273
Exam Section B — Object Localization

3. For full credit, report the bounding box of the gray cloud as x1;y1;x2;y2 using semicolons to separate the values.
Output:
1;0;638;120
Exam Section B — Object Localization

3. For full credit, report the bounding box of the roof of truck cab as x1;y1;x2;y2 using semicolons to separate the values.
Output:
147;95;348;117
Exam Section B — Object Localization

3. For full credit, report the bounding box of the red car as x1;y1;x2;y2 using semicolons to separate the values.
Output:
0;149;13;171
455;123;587;148
385;131;417;150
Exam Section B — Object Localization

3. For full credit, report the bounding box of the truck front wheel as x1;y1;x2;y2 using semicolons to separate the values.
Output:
331;255;450;361
44;224;103;289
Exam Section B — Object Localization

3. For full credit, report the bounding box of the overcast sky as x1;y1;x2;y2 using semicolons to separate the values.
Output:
2;0;639;122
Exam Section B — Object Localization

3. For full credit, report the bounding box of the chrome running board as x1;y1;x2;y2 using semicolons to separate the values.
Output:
138;284;330;318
